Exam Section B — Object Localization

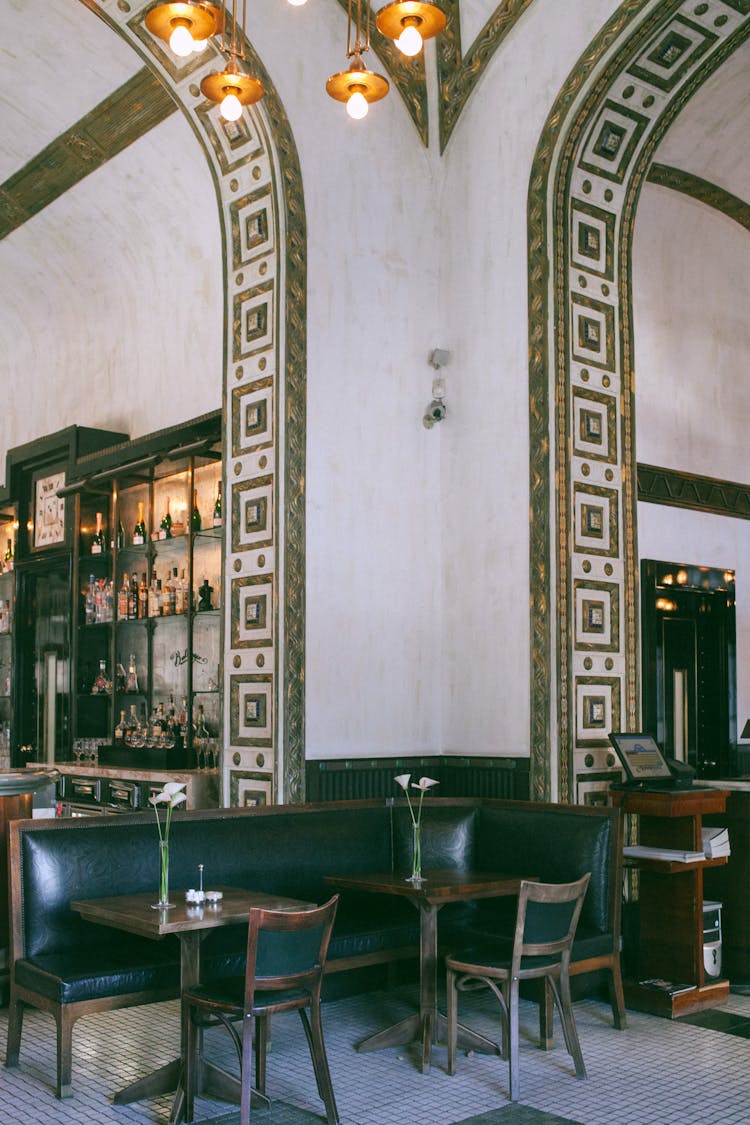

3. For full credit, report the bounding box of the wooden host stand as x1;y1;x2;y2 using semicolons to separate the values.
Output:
611;785;730;1018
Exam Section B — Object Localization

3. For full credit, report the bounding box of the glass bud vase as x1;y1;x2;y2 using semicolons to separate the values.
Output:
407;822;424;886
152;840;174;909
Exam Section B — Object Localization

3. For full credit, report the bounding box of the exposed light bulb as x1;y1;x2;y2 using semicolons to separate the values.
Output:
288;0;308;6
220;92;243;121
396;24;423;55
192;37;209;53
346;91;369;119
169;24;195;57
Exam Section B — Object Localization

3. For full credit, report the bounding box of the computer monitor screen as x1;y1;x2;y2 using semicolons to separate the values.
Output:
608;732;673;782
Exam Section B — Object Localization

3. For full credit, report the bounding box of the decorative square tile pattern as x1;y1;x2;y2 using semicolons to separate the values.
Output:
196;99;265;173
574;580;619;651
229;673;273;746
230;186;275;268
573;484;618;557
571;294;615;371
575;676;621;745
231;378;274;455
572;388;617;463
233;281;275;360
229;770;273;806
627;15;717;91
231;575;274;648
579;101;649;183
231;476;274;552
570;200;615;279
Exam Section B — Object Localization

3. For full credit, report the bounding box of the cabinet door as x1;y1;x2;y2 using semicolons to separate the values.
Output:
16;558;72;762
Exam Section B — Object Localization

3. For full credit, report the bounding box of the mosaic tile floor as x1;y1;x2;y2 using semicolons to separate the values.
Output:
1;985;750;1124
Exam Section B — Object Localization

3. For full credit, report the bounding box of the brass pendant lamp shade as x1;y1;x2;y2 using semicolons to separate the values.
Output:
201;58;264;111
327;0;389;118
326;54;389;106
375;0;446;55
145;2;222;52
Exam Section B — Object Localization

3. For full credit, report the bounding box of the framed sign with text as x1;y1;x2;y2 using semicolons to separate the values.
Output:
33;469;67;549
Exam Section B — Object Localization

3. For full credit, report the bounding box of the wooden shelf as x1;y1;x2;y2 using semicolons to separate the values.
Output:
624;978;729;1019
623;854;728;874
611;786;730;1017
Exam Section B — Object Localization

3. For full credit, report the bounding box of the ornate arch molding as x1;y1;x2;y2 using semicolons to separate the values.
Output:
90;1;307;803
528;0;750;803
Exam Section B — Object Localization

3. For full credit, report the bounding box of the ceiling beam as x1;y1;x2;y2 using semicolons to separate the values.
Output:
0;67;176;242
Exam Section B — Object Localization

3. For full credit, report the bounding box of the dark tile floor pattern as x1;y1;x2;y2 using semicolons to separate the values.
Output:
211;1106;577;1125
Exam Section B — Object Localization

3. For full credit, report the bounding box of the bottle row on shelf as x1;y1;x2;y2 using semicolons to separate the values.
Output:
89;483;222;555
114;698;212;751
84;569;219;625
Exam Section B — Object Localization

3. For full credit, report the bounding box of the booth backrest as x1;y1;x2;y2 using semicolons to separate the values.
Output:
18;803;393;959
477;801;617;934
13;797;620;962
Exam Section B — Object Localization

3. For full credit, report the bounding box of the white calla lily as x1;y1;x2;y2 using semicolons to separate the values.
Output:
394;773;411;791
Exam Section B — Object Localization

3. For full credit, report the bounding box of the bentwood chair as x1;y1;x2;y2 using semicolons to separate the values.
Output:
182;895;340;1124
446;874;591;1102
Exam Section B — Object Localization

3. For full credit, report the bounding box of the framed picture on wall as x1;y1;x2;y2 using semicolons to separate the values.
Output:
32;469;67;550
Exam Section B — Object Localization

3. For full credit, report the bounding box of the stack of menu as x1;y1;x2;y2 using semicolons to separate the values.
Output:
623;844;705;863
702;826;731;858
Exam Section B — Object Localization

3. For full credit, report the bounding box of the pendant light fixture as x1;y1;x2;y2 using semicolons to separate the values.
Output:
145;2;222;57
375;0;446;56
199;0;264;119
326;0;389;119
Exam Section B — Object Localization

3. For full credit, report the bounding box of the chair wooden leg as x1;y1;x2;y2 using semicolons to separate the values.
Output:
56;1008;74;1099
255;1013;269;1096
240;1014;255;1125
446;968;458;1075
550;974;586;1079
300;1004;340;1125
507;977;520;1102
4;994;24;1068
538;977;554;1050
607;959;627;1030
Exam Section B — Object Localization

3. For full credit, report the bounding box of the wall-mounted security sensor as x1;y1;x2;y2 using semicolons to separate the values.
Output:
429;348;451;370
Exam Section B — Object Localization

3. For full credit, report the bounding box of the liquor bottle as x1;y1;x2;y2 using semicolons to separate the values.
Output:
179;697;188;740
92;512;106;554
125;653;139;694
116;662;127;693
138;572;148;619
114;518;125;551
133;501;147;546
117;575;130;620
170;567;179;615
92;659;111;695
159;497;173;540
191;489;202;532
94;578;104;624
213;481;222;527
114;710;127;742
148;570;160;618
197;578;213;612
85;575;96;625
129;572;139;619
3;538;13;572
162;572;173;616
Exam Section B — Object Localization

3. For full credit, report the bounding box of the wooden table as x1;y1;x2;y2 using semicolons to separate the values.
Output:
70;886;312;1123
325;868;532;1073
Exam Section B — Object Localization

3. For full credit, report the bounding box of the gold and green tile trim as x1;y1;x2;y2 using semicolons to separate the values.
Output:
528;0;750;802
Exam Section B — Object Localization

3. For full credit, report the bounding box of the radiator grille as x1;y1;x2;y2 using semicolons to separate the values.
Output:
306;757;530;803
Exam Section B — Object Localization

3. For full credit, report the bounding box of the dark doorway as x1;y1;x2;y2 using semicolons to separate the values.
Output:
641;560;736;778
